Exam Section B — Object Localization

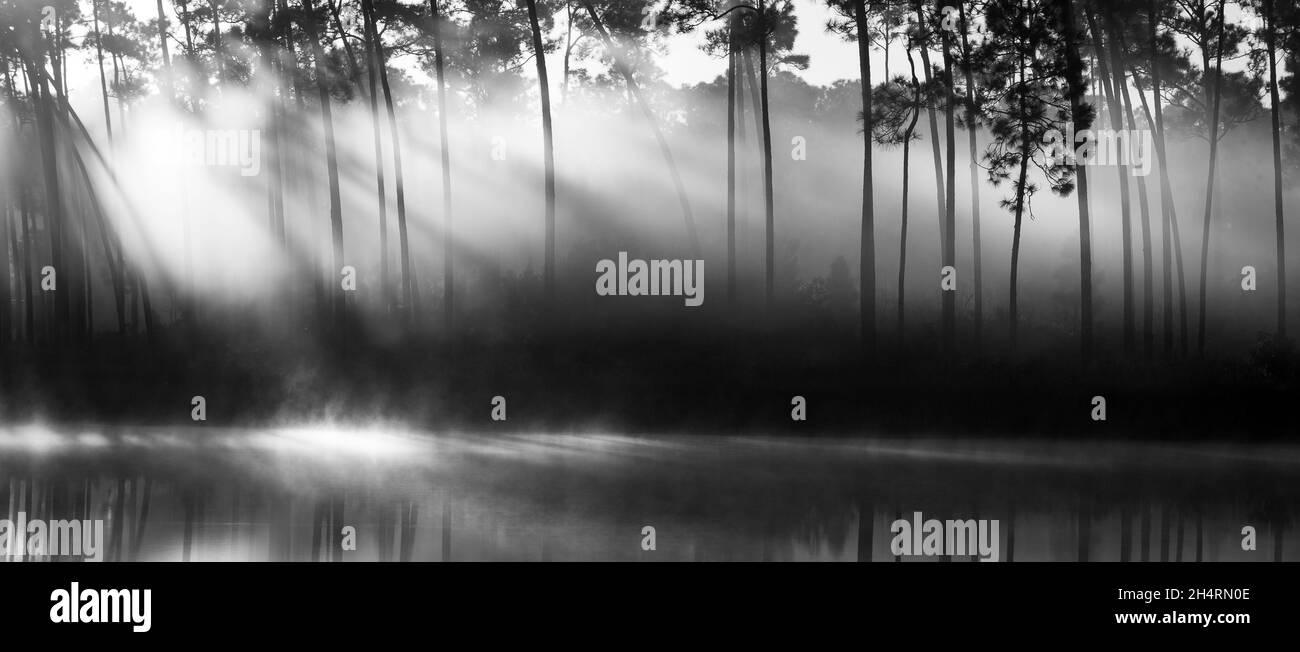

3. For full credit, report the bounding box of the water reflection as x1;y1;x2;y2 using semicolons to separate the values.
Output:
0;425;1295;561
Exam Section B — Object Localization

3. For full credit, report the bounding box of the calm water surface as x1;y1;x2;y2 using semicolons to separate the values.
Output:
1;425;1296;562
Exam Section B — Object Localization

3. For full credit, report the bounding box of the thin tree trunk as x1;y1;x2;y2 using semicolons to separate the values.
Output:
899;42;921;348
726;20;737;303
261;0;286;246
1087;8;1134;356
301;0;347;329
853;0;876;355
361;0;390;314
759;0;776;308
1112;29;1154;359
1196;0;1226;358
431;0;452;325
370;18;412;321
526;0;557;303
958;2;982;353
30;56;68;343
915;1;946;250
1009;47;1029;351
1143;2;1188;357
91;0;114;147
939;0;956;356
1061;0;1093;364
1265;0;1286;339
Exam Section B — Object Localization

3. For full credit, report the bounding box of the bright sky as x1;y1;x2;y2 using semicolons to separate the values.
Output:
114;0;867;90
659;0;863;87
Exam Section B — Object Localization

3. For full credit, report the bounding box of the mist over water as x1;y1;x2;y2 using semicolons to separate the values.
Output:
2;424;1297;561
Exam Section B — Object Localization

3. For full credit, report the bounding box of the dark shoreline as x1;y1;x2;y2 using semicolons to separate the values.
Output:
1;317;1294;440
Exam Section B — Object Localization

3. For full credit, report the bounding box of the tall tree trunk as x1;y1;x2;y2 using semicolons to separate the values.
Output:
1140;0;1188;357
361;0;390;315
47;26;90;344
938;0;956;356
855;0;875;355
726;19;737;303
1009;46;1029;351
431;0;453;325
1087;9;1134;356
526;0;557;303
958;2;982;354
899;41;921;349
759;0;776;308
91;0;114;147
260;0;286;247
368;16;412;322
301;0;347;329
30;56;68;343
1196;0;1226;358
1061;0;1093;364
1111;29;1154;359
915;1;946;251
1265;0;1286;339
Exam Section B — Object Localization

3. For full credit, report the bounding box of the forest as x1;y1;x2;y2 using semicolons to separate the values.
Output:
0;0;1297;439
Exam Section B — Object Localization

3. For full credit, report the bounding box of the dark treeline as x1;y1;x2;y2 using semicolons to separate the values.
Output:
0;0;1297;434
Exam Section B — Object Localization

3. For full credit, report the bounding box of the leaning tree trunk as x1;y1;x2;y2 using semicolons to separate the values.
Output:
1141;0;1188;358
361;0;390;315
300;0;348;328
581;2;701;257
1111;29;1154;360
301;0;347;329
1087;10;1135;357
92;0;114;147
1196;0;1226;359
30;56;68;343
526;0;557;303
431;0;452;325
915;1;947;251
370;15;412;322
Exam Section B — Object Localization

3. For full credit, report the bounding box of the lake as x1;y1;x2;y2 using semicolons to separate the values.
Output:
1;425;1295;562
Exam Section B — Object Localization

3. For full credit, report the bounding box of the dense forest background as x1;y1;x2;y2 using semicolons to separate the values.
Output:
0;0;1297;437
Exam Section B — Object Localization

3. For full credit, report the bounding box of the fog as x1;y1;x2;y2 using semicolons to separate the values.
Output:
1;46;1281;358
